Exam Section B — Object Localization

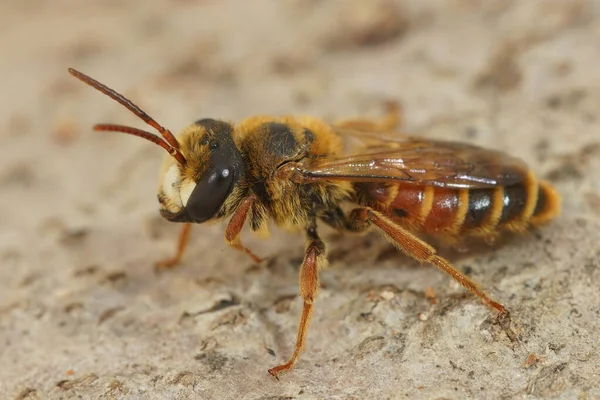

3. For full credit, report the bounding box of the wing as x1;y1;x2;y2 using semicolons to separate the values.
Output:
302;131;529;189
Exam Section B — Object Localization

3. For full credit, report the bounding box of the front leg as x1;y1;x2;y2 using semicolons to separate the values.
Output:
268;218;325;378
155;223;193;270
225;194;263;263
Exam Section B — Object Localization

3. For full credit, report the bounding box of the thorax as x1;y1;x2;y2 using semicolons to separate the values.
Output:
234;116;351;230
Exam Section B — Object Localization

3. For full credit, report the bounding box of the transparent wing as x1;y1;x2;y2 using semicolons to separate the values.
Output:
302;129;529;188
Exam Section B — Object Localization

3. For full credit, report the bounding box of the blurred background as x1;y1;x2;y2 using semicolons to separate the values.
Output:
1;0;599;399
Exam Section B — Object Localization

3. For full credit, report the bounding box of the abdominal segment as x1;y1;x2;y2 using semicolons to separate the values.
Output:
355;171;559;240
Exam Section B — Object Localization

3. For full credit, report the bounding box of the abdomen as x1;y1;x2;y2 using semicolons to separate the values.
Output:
356;171;560;241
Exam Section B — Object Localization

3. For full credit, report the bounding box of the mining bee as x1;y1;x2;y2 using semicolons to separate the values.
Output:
68;68;560;377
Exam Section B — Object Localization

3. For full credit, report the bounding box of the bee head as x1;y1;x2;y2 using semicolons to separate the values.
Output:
67;68;244;224
158;119;244;223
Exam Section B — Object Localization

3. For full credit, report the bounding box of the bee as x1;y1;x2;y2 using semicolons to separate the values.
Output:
68;68;560;378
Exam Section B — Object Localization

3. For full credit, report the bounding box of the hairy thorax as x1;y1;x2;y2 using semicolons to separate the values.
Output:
235;116;352;232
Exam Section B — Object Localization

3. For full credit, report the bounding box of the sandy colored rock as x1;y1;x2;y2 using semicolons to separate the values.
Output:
1;1;599;399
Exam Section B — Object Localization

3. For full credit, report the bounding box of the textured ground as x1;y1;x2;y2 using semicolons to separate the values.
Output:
1;1;600;399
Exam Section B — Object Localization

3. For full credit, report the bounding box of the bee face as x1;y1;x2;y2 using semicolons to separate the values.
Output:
158;119;244;224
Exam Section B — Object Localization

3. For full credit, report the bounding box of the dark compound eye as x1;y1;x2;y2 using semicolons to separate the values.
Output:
185;149;235;222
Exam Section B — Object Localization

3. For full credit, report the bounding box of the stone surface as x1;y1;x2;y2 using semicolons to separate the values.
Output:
1;1;599;399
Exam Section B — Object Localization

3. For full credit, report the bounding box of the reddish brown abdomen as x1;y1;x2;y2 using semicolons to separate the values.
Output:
358;172;559;238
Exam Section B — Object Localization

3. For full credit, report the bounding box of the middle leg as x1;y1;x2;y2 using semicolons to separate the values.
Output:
268;218;326;378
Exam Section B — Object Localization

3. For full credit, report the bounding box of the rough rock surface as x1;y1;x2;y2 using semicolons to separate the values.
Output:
1;1;599;399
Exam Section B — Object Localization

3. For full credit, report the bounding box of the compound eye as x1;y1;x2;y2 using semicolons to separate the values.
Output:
185;151;234;222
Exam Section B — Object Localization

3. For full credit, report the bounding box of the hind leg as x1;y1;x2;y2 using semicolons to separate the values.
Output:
344;207;508;316
334;100;403;132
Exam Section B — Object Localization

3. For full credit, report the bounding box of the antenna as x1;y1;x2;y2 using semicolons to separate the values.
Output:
68;68;186;165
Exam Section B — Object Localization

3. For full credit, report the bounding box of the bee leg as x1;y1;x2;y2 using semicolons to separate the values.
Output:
380;99;403;131
334;100;403;132
155;223;192;270
320;206;350;231
225;195;264;263
346;207;509;318
320;206;370;233
268;220;324;378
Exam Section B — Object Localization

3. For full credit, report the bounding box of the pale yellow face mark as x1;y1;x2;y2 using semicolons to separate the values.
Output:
161;164;182;208
160;163;196;215
179;181;197;208
159;159;198;215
